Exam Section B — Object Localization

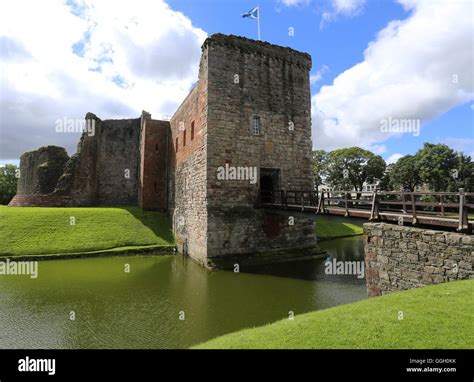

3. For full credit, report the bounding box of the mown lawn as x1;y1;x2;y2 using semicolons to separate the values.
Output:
193;279;474;349
0;206;174;256
315;216;363;239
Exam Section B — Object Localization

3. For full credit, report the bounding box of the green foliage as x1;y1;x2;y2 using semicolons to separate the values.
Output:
324;147;386;191
0;206;174;256
0;164;18;205
388;155;421;191
417;143;459;192
312;149;328;189
385;144;474;192
194;280;474;349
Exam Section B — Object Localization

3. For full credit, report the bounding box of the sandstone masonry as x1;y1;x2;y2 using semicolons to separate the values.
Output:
10;34;318;267
364;223;474;297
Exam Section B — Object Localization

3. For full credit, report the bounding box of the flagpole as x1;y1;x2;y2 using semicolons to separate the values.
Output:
257;6;261;40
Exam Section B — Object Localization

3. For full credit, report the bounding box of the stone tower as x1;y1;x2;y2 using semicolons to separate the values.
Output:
169;34;317;267
10;33;317;267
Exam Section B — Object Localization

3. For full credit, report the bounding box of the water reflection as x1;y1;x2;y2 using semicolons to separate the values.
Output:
0;236;367;349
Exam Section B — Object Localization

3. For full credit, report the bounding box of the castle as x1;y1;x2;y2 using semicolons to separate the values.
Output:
10;34;318;267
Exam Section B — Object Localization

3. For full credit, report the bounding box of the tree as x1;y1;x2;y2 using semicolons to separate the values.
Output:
451;152;474;192
379;163;394;191
416;143;461;192
388;155;421;191
0;164;18;205
312;149;329;190
324;147;386;193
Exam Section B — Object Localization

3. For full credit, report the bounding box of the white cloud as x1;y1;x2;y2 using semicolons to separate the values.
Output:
0;0;207;160
313;0;474;152
321;0;366;26
278;0;310;7
435;137;474;158
387;153;404;165
310;65;329;85
369;144;387;155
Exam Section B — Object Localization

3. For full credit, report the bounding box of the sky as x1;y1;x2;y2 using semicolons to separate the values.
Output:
0;0;473;167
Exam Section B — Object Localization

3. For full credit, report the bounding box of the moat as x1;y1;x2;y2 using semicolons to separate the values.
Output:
0;236;366;349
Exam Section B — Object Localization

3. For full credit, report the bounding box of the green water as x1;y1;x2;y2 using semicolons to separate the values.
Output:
0;236;366;349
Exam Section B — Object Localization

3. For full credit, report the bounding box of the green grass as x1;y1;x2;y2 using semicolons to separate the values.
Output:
0;206;175;257
193;279;474;349
315;216;363;239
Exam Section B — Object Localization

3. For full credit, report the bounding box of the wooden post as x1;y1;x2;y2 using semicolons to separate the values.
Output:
401;191;406;213
316;191;324;214
344;192;349;217
457;188;468;232
369;190;379;220
440;194;445;217
301;191;305;211
411;192;418;225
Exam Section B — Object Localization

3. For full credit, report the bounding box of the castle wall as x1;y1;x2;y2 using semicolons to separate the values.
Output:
16;146;69;196
139;118;169;210
169;48;209;264
54;113;102;205
15;113;142;207
96;118;141;205
203;34;316;259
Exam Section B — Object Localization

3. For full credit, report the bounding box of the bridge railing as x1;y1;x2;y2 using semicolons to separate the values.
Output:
258;188;473;232
257;190;318;210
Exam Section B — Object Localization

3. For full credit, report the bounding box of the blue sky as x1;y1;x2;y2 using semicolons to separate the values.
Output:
167;0;473;163
1;0;473;166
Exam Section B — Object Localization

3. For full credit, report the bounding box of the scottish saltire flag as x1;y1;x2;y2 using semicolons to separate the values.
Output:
241;6;261;40
241;6;259;20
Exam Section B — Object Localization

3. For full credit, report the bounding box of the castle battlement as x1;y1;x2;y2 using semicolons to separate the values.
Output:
203;33;312;69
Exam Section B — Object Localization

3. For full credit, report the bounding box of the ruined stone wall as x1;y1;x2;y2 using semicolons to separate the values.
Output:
54;113;102;205
16;146;69;196
204;34;316;259
364;223;474;297
53;114;141;206
169;48;209;264
139;118;170;210
96;118;141;205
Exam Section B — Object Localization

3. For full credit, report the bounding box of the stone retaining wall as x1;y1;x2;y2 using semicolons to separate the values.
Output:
364;223;474;297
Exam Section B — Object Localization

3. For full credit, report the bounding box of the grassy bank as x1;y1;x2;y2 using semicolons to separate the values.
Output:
194;279;474;349
315;216;363;239
0;206;175;257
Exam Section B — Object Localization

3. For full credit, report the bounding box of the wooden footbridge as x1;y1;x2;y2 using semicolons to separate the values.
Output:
257;188;473;233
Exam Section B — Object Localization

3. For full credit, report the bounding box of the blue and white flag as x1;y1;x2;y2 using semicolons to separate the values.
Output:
241;6;259;20
241;6;261;40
